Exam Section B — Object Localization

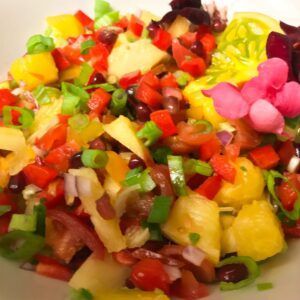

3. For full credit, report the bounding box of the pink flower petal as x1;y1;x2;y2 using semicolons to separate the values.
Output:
258;58;289;90
202;83;249;119
273;81;300;118
241;77;268;104
248;99;285;134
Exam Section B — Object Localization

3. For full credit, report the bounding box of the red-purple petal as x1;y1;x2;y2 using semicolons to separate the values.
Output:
274;81;300;118
202;83;249;119
248;99;285;134
241;77;268;104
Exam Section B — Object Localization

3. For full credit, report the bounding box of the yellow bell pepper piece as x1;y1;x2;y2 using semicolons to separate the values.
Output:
60;65;82;82
0;157;9;188
10;53;58;90
46;15;84;40
106;151;130;184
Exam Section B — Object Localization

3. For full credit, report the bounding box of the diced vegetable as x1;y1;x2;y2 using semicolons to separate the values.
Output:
81;149;108;169
167;155;187;196
147;196;172;224
123;168;156;193
195;175;222;200
150;110;177;138
249;145;280;169
184;159;213;176
26;34;55;54
137;121;162;147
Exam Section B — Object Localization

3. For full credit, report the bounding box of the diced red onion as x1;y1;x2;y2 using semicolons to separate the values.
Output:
287;155;300;173
64;173;78;197
163;265;182;282
76;176;94;198
20;262;36;272
162;87;183;101
182;246;206;266
216;130;234;146
96;194;116;220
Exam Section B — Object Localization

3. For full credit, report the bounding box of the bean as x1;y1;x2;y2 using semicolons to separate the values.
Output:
216;263;249;283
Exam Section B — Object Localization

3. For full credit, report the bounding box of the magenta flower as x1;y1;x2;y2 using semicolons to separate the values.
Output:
203;58;300;134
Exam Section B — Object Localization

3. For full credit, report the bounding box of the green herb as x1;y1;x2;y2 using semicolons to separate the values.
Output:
94;0;119;29
34;202;46;237
0;230;45;261
33;85;61;105
70;288;94;300
217;256;260;291
257;282;273;291
110;88;128;116
188;119;213;134
152;146;173;165
80;40;96;55
168;155;187;196
174;71;192;87
26;34;55;54
68;114;90;131
141;221;163;241
3;106;34;129
95;11;119;28
189;232;200;245
141;29;149;39
75;63;94;86
84;83;116;92
0;205;11;216
9;214;37;232
137;121;162;147
81;149;108;169
147;196;172;224
240;166;248;172
184;159;213;176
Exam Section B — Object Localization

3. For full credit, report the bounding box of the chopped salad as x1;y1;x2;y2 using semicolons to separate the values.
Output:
0;0;300;299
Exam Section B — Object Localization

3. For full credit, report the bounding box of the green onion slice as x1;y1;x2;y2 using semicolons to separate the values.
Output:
0;205;11;217
110;88;128;116
33;85;61;105
184;159;213;176
68;114;90;131
26;34;55;54
189;232;200;245
147;196;172;224
81;149;108;169
168;155;187;196
152;146;173;165
137;121;162;147
80;40;96;55
3;106;34;129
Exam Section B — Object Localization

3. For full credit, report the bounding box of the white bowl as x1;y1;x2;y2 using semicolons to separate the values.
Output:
0;1;300;299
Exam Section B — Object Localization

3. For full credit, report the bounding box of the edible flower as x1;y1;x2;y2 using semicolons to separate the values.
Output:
203;58;300;134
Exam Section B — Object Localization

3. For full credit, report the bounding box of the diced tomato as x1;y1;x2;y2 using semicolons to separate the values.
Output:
35;124;67;152
112;250;138;266
0;193;17;213
199;33;216;53
282;219;300;238
196;25;212;39
128;15;144;37
130;258;170;294
23;164;58;189
278;140;296;165
114;16;129;30
60;44;83;65
89;43;110;73
0;89;18;115
150;110;177;138
140;71;160;90
51;49;71;71
195;175;222;199
180;57;206;77
58;114;71;124
88;88;112;115
0;215;11;236
210;154;236;183
36;257;73;282
152;28;172;51
44;141;80;172
225;144;240;161
277;181;297;211
119;70;141;89
179;32;197;48
172;39;196;67
75;10;94;29
249;145;280;169
160;73;178;88
199;137;221;161
135;82;163;107
10;109;21;125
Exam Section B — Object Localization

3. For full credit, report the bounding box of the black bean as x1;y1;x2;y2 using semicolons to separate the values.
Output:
89;72;106;85
216;263;249;283
8;172;26;193
163;96;180;115
134;102;151;122
128;154;146;170
97;29;118;45
70;152;84;169
190;40;205;57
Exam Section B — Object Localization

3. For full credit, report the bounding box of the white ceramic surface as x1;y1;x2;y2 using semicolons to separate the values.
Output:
0;1;300;299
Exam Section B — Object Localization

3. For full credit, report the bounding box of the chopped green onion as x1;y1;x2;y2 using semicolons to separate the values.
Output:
34;202;46;237
26;34;55;54
141;221;163;241
257;282;273;291
3;106;34;129
217;256;260;291
81;149;108;168
95;0;113;20
137;121;162;147
188;119;213;134
174;71;192;87
0;230;45;261
189;232;200;245
147;196;172;224
141;29;150;39
84;83;116;92
9;213;37;232
168;155;187;196
70;288;94;300
33;85;61;105
152;146;173;165
80;40;96;55
0;205;11;216
184;159;213;176
75;63;94;86
123;167;156;193
95;11;119;28
110;88;128;116
68;114;90;131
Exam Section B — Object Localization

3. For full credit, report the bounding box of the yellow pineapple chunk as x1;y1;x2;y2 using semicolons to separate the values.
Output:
232;200;285;261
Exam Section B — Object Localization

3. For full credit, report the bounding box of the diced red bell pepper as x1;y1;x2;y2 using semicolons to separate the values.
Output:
152;28;172;51
58;114;71;124
180;57;206;77
160;73;178;88
128;15;144;37
277;181;297;211
89;43;109;73
225;144;240;161
179;32;197;48
172;39;196;67
0;193;18;213
282;219;300;238
249;145;280;169
199;33;216;54
60;44;83;65
278;140;296;165
199;137;221;161
114;16;129;30
0;89;18;115
23;164;58;189
150;110;177;138
195;175;222;200
0;215;11;236
51;49;71;71
135;82;163;107
197;25;212;39
75;10;94;29
140;71;161;90
35;124;67;152
210;154;236;183
119;70;141;89
88;88;112;115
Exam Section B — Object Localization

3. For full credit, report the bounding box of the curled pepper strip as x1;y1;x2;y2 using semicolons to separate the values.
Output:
217;256;260;291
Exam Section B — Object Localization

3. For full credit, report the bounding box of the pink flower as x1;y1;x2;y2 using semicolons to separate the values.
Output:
203;58;300;134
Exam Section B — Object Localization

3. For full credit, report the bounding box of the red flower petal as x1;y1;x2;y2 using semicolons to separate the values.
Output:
274;81;300;118
241;77;268;105
248;99;285;134
202;83;249;119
